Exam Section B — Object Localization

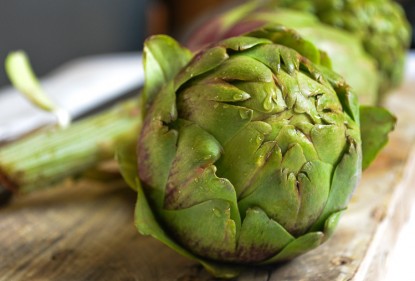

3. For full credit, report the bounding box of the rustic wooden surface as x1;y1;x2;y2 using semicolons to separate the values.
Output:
1;61;415;281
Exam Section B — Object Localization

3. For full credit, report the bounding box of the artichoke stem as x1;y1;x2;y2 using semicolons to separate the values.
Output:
0;98;141;194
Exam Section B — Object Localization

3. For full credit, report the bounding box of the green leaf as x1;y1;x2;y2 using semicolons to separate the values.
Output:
236;207;294;262
161;199;237;261
164;120;240;231
114;97;143;191
247;24;322;66
115;133;140;191
5;51;71;128
5;51;55;111
322;210;344;241
134;178;197;257
310;140;359;232
261;231;324;264
142;35;192;110
174;46;229;89
178;84;253;145
219;36;271;51
137;82;179;207
134;177;243;279
360;106;396;170
216;121;276;198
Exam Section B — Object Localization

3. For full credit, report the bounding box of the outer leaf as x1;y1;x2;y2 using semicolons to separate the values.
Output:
115;97;144;190
134;177;243;279
322;210;343;241
246;24;323;66
137;81;179;207
115;133;140;191
317;65;360;123
236;207;295;262
360;106;396;170
142;35;192;110
310;141;360;232
261;232;324;264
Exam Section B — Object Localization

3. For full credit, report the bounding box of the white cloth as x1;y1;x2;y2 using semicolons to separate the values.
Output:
0;52;144;141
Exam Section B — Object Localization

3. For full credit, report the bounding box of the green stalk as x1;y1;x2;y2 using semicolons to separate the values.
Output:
0;98;141;193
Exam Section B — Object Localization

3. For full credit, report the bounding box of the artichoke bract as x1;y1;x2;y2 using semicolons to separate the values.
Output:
122;26;369;278
186;2;380;105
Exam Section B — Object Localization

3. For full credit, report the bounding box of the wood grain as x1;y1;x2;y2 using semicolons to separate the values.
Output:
1;67;415;281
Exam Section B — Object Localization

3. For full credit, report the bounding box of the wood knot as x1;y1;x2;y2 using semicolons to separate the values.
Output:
371;205;387;222
331;256;353;266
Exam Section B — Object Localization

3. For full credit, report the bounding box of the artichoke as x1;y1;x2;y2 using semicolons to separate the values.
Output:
117;25;395;278
186;1;380;105
275;0;412;93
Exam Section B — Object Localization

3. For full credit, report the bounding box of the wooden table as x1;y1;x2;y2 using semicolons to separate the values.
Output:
1;59;415;281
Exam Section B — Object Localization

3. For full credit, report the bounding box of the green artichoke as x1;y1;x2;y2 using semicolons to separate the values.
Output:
186;2;380;105
275;0;412;94
117;25;395;278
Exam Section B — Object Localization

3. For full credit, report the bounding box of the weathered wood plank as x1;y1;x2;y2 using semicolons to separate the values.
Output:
1;57;414;281
0;181;210;281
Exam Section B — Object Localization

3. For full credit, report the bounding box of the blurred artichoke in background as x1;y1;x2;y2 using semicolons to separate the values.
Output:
275;0;412;94
118;25;395;278
186;1;380;105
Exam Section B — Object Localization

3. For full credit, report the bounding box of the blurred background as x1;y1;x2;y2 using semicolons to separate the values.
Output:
0;0;151;87
0;0;414;88
400;0;415;48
